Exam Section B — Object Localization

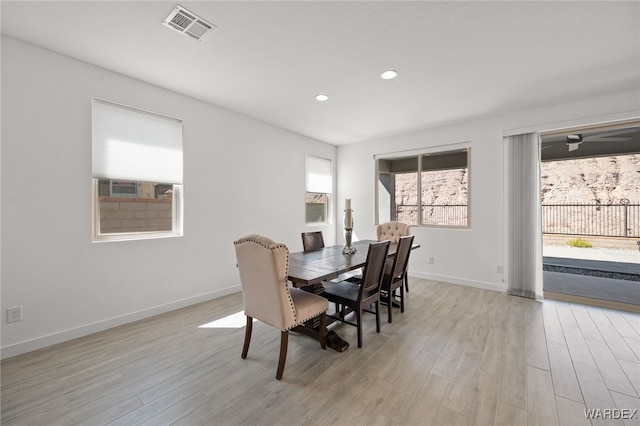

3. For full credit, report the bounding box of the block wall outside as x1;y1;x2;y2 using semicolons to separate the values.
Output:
99;198;172;233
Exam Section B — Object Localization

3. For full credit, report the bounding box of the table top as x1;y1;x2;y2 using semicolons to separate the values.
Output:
288;239;418;287
288;240;373;287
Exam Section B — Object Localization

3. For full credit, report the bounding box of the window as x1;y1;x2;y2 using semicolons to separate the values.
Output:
376;147;470;227
92;99;183;241
305;155;332;224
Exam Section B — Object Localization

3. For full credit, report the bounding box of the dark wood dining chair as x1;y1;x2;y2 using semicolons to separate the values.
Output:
381;235;414;323
377;221;411;292
301;231;325;252
321;241;390;348
234;234;327;380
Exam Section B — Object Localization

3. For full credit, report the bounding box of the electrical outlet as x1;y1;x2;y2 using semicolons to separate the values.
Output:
7;306;23;323
428;257;435;264
496;265;503;274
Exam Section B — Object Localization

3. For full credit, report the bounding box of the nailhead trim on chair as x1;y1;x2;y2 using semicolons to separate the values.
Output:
291;306;328;329
234;234;326;331
233;234;288;251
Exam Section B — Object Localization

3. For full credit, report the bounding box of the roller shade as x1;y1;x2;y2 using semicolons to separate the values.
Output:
92;99;183;184
306;155;332;194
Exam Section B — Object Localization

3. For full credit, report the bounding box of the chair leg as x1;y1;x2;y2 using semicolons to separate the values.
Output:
400;285;405;313
356;308;363;348
387;290;393;324
241;316;252;359
319;312;327;350
276;330;288;380
404;272;409;292
375;301;381;333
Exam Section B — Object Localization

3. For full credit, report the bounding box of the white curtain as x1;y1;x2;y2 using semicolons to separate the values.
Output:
504;133;543;299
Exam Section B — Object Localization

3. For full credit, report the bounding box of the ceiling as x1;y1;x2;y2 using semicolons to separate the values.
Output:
541;124;640;162
2;1;639;145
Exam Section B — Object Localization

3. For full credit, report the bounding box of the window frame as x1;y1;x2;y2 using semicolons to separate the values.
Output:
91;99;184;242
375;143;471;229
305;154;332;225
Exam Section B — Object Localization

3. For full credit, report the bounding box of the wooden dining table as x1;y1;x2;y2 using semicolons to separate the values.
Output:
288;239;376;289
287;239;419;351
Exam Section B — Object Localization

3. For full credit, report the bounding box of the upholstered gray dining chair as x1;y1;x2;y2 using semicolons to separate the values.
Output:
377;221;411;243
234;234;328;380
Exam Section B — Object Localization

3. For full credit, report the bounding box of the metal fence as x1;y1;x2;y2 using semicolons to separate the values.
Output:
541;203;639;238
395;203;640;237
396;204;468;227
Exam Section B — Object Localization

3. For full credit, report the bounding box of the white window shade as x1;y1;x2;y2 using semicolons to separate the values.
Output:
92;99;183;184
306;155;332;194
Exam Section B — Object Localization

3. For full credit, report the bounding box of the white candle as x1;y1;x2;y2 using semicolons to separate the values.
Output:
345;198;352;228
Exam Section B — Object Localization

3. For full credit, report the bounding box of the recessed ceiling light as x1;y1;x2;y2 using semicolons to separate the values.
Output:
380;70;398;80
315;94;329;102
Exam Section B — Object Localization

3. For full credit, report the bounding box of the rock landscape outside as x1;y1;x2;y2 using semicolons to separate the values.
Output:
394;153;640;247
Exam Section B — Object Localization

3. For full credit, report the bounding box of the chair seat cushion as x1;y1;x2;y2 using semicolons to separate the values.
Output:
322;281;377;305
289;287;328;327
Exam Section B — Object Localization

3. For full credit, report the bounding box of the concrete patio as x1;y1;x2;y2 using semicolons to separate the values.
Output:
543;244;640;308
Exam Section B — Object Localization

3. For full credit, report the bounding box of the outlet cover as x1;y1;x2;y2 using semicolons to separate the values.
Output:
7;306;22;323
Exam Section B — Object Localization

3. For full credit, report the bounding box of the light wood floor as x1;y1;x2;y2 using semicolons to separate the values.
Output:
2;279;639;425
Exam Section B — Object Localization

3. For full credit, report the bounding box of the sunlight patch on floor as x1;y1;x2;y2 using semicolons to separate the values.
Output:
199;311;253;329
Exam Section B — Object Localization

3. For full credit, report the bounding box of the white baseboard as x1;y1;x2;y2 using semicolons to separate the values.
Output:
409;270;507;293
1;285;242;360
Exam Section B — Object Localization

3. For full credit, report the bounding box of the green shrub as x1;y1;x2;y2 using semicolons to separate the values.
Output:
566;238;593;248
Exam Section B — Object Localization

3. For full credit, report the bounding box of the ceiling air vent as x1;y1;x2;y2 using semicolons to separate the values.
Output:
163;5;216;41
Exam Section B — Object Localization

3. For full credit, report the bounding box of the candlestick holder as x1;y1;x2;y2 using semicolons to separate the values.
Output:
342;209;357;255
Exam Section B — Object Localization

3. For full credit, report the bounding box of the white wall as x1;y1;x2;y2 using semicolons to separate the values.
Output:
337;92;639;292
1;36;336;358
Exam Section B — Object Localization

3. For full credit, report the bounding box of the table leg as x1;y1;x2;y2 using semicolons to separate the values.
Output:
295;282;350;352
325;330;349;352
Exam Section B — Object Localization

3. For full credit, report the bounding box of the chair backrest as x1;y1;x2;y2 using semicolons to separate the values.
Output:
377;221;410;243
389;235;415;280
358;241;390;299
234;234;296;331
301;231;325;252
